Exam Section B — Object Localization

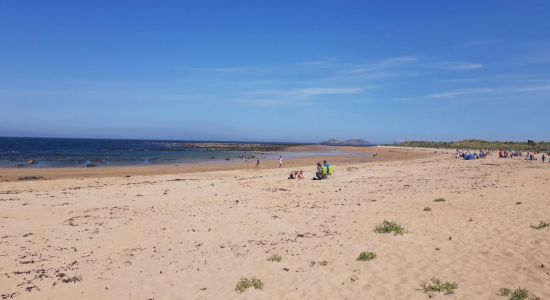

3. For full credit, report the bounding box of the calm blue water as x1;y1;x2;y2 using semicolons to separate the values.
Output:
0;137;342;168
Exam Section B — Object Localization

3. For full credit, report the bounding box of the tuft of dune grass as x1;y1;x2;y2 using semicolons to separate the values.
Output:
356;251;376;261
235;277;264;293
374;220;406;235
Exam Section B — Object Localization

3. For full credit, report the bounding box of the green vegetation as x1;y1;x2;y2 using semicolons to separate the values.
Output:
498;287;541;300
530;221;550;230
399;139;550;151
357;251;376;261
266;254;282;262
420;278;458;295
235;277;264;293
433;198;446;202
423;207;432;211
374;220;406;235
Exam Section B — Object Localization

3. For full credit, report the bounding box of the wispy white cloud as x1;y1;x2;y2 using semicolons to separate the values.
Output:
429;88;495;98
432;61;483;71
429;83;550;98
244;87;367;98
240;87;369;107
448;63;483;70
176;66;252;73
295;60;334;67
350;56;418;74
390;97;414;102
508;84;550;93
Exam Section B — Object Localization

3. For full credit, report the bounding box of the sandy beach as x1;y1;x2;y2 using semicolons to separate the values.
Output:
1;148;549;299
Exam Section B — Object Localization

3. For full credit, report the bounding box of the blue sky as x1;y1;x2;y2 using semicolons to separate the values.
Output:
1;1;549;143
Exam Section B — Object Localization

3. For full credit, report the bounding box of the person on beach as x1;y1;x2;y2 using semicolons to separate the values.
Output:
279;156;283;168
256;159;260;168
313;162;324;180
542;154;546;163
289;170;304;180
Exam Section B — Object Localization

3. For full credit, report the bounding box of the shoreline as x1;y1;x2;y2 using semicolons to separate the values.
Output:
0;146;431;182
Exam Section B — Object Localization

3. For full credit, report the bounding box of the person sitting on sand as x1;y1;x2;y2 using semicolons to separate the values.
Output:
297;170;304;180
288;171;298;179
313;162;324;180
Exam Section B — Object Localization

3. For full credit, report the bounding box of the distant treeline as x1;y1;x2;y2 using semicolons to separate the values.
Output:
398;139;550;151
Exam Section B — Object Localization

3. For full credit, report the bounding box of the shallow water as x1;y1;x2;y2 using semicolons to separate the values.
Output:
0;137;349;168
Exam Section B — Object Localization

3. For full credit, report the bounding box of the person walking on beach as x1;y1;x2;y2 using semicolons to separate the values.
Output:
279;156;283;168
256;159;260;168
543;154;546;163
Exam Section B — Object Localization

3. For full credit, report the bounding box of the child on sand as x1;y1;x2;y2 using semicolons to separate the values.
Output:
289;170;305;180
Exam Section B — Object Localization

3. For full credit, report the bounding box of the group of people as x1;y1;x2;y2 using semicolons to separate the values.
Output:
287;160;334;180
313;160;333;180
456;150;487;160
454;149;550;163
288;170;304;180
524;152;550;163
498;150;522;158
522;151;550;164
497;150;550;164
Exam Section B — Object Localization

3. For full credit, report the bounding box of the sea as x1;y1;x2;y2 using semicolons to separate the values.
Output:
0;137;345;168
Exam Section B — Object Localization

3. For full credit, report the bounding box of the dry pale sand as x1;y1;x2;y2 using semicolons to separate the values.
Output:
1;149;549;299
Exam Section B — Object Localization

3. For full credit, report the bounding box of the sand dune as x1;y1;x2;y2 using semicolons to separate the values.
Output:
1;150;549;299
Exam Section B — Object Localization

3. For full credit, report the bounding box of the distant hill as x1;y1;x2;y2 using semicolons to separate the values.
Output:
320;139;370;146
